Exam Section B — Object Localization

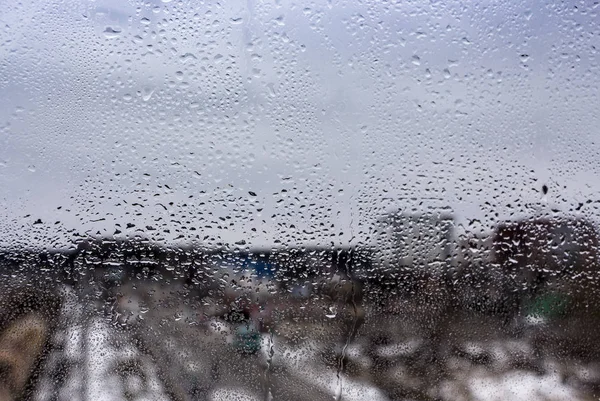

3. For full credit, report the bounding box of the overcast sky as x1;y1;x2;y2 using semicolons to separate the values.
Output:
1;0;599;250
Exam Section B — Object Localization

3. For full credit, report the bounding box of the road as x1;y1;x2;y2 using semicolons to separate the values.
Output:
23;276;599;401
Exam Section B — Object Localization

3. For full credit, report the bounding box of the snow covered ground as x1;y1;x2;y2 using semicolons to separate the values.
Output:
18;282;600;401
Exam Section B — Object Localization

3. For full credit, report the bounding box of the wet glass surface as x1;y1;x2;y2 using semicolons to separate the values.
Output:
1;1;600;400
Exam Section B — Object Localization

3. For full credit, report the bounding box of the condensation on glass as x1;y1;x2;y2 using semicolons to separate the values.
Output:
0;1;599;400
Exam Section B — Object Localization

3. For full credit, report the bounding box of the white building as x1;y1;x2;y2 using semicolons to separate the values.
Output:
373;207;455;275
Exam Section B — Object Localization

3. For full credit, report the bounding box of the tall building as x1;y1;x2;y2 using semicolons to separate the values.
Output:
373;207;455;275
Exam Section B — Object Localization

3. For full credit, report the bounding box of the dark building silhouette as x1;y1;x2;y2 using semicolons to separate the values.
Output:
492;216;600;314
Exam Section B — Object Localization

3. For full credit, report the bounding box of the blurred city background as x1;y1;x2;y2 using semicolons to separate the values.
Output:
2;0;600;400
1;209;599;401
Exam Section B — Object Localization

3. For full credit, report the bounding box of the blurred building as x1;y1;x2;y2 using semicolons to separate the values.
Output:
489;215;600;317
373;208;456;275
493;216;599;285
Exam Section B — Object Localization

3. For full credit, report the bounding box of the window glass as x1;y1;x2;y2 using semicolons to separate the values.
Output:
1;1;599;400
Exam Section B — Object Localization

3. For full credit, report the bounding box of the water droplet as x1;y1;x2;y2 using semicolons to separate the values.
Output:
103;27;122;38
142;88;154;102
180;53;197;63
412;55;421;65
